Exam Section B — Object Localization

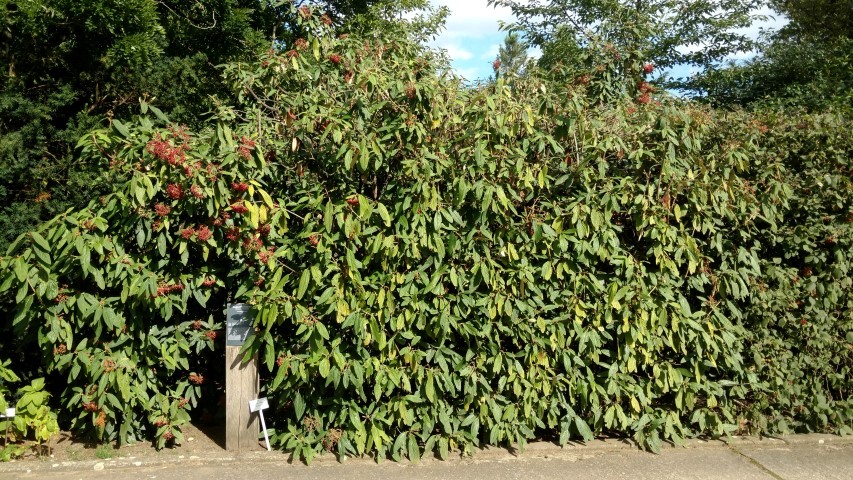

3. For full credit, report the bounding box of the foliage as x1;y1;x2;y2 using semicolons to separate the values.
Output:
685;2;852;110
0;3;850;463
495;32;530;79
0;362;59;460
490;0;763;81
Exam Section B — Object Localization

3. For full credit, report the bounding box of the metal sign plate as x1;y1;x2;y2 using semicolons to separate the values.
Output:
248;397;269;412
226;303;254;346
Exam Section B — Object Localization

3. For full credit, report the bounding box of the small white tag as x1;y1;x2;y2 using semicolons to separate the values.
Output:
3;407;14;418
248;398;269;412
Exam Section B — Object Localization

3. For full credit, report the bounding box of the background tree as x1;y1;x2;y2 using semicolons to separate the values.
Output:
495;32;530;78
490;0;763;84
688;0;852;109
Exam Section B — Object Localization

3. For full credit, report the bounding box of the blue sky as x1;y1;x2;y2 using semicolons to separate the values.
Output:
428;1;788;82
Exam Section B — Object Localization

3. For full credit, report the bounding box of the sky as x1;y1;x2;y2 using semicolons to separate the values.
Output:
427;1;789;82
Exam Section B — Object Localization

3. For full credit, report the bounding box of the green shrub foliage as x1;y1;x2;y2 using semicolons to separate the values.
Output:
0;9;850;460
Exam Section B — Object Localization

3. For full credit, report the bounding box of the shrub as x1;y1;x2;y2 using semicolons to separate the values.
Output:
0;7;849;461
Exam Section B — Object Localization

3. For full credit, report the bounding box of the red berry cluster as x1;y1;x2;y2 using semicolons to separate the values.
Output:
243;235;264;252
83;401;99;412
181;227;196;239
320;14;332;25
80;219;97;232
309;233;320;246
238;136;255;160
162;430;175;440
405;83;416;99
637;81;654;105
153;418;167;427
196;225;212;242
231;203;249;214
155;282;184;297
225;227;240;241
201;277;216;288
192;320;203;330
205;331;218;340
103;359;116;372
166;183;184;200
257;224;271;237
254;277;265;287
346;196;359;206
53;343;67;355
258;246;276;264
190;185;204;199
232;182;249;193
295;38;308;50
146;134;187;166
643;63;654;74
298;5;311;18
155;203;171;216
329;54;341;64
492;58;501;71
276;356;285;367
189;373;205;385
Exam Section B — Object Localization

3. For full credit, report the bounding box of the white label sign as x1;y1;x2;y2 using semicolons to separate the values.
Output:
248;397;269;412
2;407;14;418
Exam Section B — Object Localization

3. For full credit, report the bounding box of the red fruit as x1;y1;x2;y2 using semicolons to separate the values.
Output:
205;331;218;340
320;14;333;26
190;185;204;199
155;203;171;216
637;93;651;105
346;196;359;206
181;227;195;239
329;54;341;64
166;183;184;200
231;203;249;214
800;318;808;325
202;277;216;287
226;227;240;241
643;63;654;74
298;5;311;18
189;373;204;385
492;58;501;71
308;234;320;246
196;225;212;242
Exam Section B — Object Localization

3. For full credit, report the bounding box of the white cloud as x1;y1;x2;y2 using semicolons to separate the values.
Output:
481;43;501;60
433;0;517;39
438;43;475;61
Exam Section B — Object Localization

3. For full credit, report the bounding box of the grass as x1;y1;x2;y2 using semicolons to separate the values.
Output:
94;444;114;460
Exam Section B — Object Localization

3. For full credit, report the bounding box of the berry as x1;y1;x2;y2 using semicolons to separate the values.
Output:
155;204;171;216
166;184;184;200
329;54;341;64
196;225;212;242
643;63;654;74
346;196;359;206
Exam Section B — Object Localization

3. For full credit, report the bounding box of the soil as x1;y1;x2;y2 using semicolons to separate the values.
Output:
4;421;264;465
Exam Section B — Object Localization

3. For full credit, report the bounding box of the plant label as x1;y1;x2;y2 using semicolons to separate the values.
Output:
226;303;254;346
2;408;14;418
248;397;269;412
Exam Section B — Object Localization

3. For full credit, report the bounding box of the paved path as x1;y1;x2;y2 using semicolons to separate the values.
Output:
1;435;851;480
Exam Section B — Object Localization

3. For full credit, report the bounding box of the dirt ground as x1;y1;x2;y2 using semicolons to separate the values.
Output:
5;421;258;465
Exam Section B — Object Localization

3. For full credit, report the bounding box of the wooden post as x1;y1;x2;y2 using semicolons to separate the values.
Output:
225;304;259;451
225;348;259;451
